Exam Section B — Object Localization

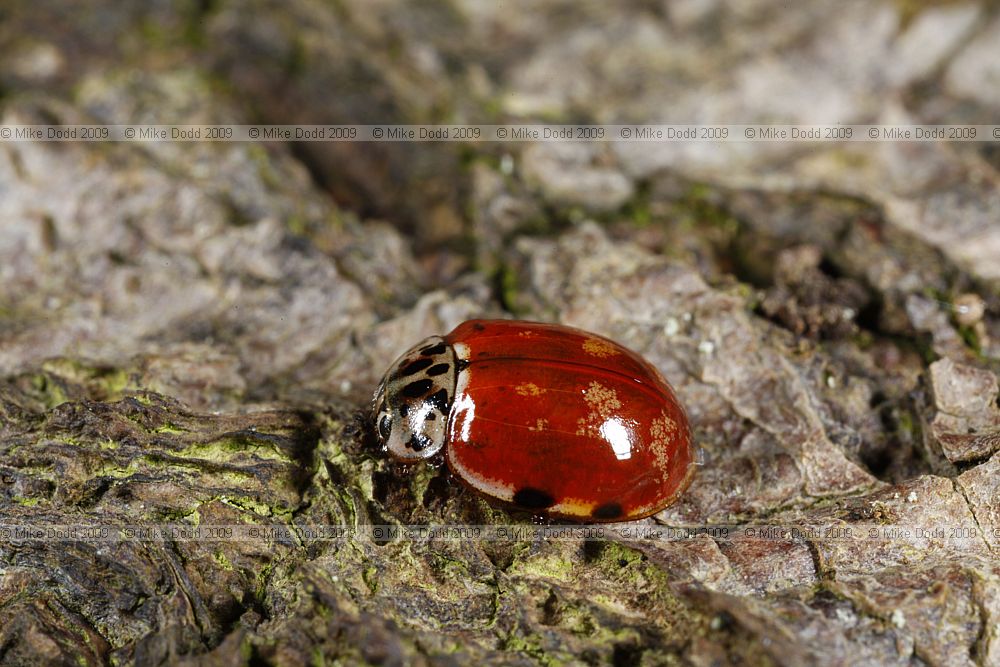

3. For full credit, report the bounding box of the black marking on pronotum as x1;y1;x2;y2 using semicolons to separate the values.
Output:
421;342;448;356
426;363;450;376
399;404;409;417
408;433;433;451
425;412;436;421
402;379;433;398
591;502;623;520
427;388;451;413
456;359;470;371
399;357;433;377
378;414;392;440
513;487;556;509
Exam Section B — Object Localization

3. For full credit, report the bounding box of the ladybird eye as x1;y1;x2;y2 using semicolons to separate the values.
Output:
378;414;392;441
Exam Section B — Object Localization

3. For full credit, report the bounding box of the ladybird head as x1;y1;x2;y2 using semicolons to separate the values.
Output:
372;335;456;461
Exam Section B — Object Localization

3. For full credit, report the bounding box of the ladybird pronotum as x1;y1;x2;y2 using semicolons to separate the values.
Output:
372;319;694;522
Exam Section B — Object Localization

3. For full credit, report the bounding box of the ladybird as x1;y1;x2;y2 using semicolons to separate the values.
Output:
372;319;694;522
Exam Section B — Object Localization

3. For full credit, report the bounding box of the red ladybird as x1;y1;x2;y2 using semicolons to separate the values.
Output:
372;319;694;521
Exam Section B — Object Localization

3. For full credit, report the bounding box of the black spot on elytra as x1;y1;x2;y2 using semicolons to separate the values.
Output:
456;359;470;371
421;342;447;355
592;502;623;520
399;357;433;377
426;363;450;376
402;379;433;398
427;388;451;413
513;487;555;509
472;322;486;331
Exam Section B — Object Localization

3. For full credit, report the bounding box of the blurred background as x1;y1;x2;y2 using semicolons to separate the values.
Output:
1;1;998;401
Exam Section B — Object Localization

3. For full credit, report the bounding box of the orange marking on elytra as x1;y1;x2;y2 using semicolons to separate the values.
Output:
583;337;618;358
515;382;546;397
576;381;622;437
648;411;677;473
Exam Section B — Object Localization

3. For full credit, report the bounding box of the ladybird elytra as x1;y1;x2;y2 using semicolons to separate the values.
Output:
372;319;694;522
